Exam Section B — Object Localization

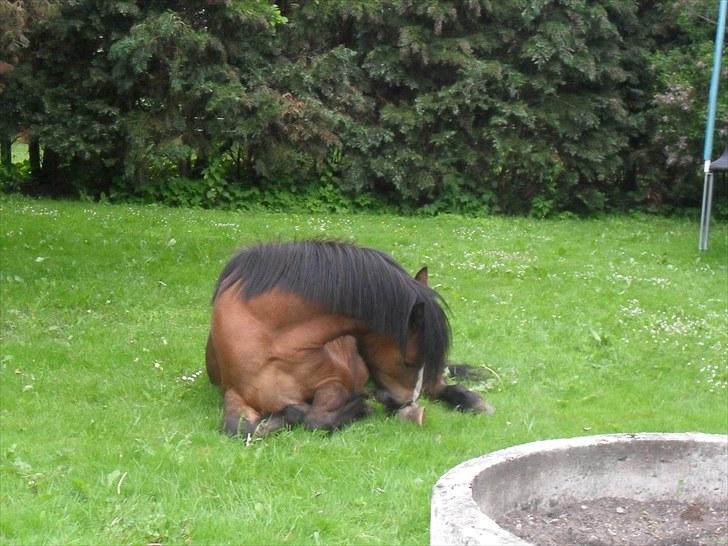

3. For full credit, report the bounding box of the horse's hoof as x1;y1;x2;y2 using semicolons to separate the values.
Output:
222;415;257;438
456;393;495;415
254;414;288;436
350;395;373;419
397;403;425;426
465;398;495;415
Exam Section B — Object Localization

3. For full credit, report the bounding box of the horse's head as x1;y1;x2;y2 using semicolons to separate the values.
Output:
362;313;425;410
360;267;448;423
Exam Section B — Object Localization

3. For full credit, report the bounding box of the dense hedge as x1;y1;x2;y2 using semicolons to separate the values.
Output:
1;0;726;215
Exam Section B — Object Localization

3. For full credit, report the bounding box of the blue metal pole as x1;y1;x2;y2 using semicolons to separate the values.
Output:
699;0;727;251
703;0;727;167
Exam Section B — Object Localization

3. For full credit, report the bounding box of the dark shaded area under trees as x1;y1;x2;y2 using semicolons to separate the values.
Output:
1;0;726;215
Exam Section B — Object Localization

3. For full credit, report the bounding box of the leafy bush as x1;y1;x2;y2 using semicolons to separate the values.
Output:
0;161;31;193
104;170;390;214
3;0;726;215
630;0;728;210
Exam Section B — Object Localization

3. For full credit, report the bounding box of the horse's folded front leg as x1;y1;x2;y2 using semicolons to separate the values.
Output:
223;390;312;440
303;382;371;431
254;403;310;436
222;389;261;439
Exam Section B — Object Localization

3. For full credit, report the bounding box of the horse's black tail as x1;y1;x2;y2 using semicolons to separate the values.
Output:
444;362;489;382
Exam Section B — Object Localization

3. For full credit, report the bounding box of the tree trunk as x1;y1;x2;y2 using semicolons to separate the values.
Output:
177;155;192;178
41;147;61;185
29;137;41;177
1;136;11;166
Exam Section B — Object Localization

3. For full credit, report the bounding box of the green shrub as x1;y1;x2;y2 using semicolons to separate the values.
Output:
0;161;31;194
4;0;726;215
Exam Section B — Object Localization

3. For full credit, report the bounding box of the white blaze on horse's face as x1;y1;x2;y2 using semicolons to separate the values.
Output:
411;365;424;402
395;365;426;426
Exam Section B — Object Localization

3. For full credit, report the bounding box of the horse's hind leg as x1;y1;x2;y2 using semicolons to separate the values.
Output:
303;382;371;431
427;378;494;414
205;335;221;386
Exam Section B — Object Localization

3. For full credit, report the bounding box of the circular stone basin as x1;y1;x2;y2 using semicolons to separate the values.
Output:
430;432;728;546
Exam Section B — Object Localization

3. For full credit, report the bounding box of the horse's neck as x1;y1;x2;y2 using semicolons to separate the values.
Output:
357;331;400;362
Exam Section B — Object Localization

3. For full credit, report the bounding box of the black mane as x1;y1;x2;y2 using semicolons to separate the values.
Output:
214;240;450;385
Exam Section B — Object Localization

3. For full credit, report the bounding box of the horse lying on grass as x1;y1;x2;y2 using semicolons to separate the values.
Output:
205;240;489;441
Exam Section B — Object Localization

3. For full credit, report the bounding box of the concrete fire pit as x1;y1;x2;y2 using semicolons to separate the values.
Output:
430;432;728;546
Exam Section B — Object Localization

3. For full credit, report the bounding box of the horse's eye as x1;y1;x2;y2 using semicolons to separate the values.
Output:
404;361;419;369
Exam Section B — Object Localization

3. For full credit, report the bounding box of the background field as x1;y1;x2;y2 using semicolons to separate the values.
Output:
1;195;726;545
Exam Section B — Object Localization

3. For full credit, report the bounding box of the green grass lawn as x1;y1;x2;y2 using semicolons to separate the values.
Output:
1;194;726;545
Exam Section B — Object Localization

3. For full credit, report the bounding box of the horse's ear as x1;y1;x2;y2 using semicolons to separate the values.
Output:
414;266;428;286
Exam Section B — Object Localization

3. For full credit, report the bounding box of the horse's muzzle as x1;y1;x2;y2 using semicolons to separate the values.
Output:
396;402;425;426
374;390;425;426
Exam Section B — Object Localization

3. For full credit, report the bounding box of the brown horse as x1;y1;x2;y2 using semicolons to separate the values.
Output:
206;240;488;440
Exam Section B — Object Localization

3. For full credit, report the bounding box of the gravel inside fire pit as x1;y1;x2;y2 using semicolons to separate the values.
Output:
498;497;728;546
